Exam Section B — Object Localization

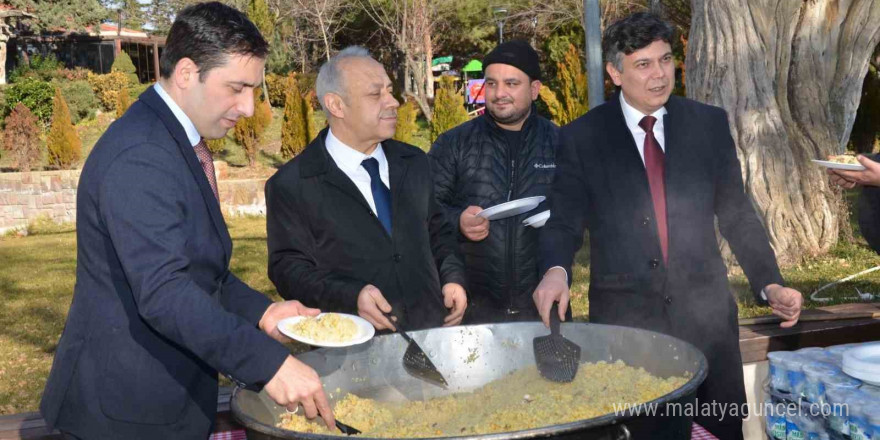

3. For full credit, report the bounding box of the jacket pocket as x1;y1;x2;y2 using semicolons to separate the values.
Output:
589;273;639;292
98;331;189;425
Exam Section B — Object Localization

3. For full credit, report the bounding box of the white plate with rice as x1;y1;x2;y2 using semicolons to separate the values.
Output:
278;313;375;348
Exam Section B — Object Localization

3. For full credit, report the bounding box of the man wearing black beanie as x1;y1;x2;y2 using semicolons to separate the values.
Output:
428;41;561;324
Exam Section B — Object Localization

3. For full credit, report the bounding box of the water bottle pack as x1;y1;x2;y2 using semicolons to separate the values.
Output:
764;344;879;440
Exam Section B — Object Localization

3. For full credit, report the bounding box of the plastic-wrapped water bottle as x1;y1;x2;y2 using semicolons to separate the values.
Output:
797;347;828;357
766;397;787;440
860;384;880;400
822;372;862;408
786;414;805;440
783;353;810;399
863;401;880;440
848;393;872;440
803;361;840;404
799;415;829;440
827;343;861;358
768;351;793;393
825;386;855;437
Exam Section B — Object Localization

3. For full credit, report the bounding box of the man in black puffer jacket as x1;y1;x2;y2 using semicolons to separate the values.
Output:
429;41;560;324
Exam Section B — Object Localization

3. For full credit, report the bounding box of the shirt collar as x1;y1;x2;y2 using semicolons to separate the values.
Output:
325;128;386;174
620;92;667;134
154;82;202;147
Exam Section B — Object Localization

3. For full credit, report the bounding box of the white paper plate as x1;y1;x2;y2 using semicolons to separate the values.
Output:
812;159;866;171
477;196;546;221
278;313;375;348
522;210;550;228
842;342;880;386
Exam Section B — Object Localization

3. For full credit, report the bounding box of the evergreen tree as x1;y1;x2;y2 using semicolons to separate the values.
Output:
394;100;418;145
46;88;82;170
430;76;468;141
280;74;307;159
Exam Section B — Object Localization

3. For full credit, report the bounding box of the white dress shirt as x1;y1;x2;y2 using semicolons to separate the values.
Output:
325;129;390;217
619;92;667;166
154;83;201;148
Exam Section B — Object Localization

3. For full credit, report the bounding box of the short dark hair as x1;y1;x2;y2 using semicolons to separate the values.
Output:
602;12;674;71
159;2;269;81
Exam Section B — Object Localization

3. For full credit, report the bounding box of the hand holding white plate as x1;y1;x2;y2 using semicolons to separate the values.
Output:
812;159;866;171
477;196;546;221
522;210;550;228
278;313;375;348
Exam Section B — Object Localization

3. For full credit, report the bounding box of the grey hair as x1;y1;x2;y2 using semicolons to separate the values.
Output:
316;46;374;113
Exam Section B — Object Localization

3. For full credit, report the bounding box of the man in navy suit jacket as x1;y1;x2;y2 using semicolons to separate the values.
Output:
533;13;803;440
40;4;334;438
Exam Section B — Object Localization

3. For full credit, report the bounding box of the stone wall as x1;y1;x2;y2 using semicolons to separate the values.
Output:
0;170;80;234
0;167;269;234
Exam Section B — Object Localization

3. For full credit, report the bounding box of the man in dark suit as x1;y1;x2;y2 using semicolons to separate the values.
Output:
533;13;803;439
40;4;334;439
827;155;880;252
266;47;467;332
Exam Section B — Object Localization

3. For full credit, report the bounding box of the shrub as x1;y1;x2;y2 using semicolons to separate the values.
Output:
116;88;133;118
281;74;307;158
55;80;99;124
112;51;140;85
4;77;55;123
233;88;272;166
87;71;132;111
3;103;42;171
57;67;91;81
265;72;286;107
206;137;227;154
394;100;418;145
430;76;468;141
46;88;82;169
8;54;64;83
129;82;152;100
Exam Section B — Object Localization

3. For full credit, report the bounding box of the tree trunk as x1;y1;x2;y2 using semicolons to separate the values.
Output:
406;56;433;120
687;0;880;264
0;39;7;85
318;13;331;61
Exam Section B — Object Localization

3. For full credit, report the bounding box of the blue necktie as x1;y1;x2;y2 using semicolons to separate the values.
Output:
362;158;392;235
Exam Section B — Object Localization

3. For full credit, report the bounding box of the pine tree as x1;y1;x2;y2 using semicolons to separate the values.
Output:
430;76;468;141
538;44;588;126
394;100;418;145
112;50;140;85
46;88;82;170
280;74;307;159
247;0;274;41
303;90;318;143
233;88;272;167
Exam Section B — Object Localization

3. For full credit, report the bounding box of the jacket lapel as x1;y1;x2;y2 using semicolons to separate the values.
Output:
300;130;393;237
139;87;233;264
606;93;655;208
384;140;413;223
301;129;373;213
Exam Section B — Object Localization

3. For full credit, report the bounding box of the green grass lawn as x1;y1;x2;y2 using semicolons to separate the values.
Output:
2;206;880;414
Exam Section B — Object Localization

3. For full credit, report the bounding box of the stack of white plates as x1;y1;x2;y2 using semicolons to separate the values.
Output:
842;342;880;386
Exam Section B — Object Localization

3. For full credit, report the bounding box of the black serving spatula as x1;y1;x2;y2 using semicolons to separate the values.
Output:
533;303;581;382
385;312;449;388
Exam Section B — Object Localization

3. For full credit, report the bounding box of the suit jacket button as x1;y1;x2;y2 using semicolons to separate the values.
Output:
649;259;660;269
664;296;673;305
643;216;651;226
393;254;402;262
